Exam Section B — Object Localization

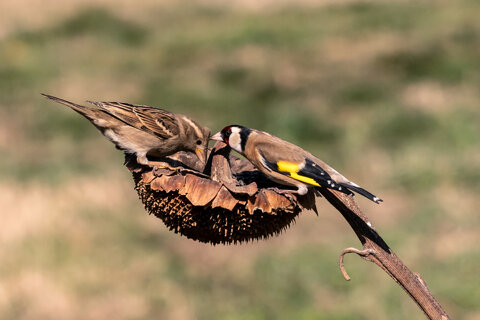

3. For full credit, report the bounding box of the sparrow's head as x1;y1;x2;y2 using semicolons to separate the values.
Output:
211;125;251;154
184;122;211;163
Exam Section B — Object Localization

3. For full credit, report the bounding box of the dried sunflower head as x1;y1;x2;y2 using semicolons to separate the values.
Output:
126;143;317;245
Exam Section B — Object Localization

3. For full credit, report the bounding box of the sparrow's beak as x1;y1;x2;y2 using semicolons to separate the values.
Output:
210;132;223;141
195;146;207;164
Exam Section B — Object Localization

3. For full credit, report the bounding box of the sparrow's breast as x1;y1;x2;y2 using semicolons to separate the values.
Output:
103;126;166;155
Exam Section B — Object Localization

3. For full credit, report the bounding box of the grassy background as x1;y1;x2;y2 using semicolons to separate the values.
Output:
1;0;479;319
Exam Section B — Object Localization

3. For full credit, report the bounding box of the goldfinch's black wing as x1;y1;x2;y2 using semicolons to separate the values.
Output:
259;152;353;196
259;152;382;203
298;158;382;203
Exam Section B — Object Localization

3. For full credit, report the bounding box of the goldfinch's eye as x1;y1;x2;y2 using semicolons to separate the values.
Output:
196;139;202;145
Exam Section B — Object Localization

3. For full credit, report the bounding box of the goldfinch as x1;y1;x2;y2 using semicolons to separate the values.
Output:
42;94;210;165
211;125;382;203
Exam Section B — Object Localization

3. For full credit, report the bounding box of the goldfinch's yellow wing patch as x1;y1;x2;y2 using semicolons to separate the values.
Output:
259;153;331;188
289;172;321;187
277;161;300;173
277;161;321;187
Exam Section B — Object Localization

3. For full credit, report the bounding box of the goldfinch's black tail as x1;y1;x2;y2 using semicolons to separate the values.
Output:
315;183;354;196
338;183;382;204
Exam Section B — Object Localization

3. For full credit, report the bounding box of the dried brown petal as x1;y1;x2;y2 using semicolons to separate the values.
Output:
155;175;185;193
150;178;164;191
248;189;293;214
182;174;222;206
211;186;239;211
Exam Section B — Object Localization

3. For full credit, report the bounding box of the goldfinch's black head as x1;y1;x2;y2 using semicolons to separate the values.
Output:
211;125;251;153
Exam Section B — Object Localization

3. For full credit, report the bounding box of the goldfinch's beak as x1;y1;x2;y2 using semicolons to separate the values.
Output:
195;146;207;164
210;132;223;141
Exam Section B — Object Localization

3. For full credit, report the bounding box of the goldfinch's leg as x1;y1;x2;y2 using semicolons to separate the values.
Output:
296;185;309;195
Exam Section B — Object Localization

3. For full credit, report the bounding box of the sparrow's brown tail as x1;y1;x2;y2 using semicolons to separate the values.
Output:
41;93;106;122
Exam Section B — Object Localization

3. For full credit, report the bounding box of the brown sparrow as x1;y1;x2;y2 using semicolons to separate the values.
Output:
43;94;210;166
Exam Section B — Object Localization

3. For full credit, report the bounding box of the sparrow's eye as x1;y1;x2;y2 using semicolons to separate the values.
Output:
196;139;202;145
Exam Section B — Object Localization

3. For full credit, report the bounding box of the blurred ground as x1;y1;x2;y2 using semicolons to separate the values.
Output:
1;0;479;319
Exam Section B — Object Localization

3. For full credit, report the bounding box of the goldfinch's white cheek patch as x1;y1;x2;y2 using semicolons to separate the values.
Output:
229;134;241;152
228;128;243;153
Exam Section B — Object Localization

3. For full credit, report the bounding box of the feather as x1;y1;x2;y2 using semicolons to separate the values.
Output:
338;183;383;203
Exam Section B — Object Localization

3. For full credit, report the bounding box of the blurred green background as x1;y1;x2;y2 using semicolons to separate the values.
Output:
1;0;479;319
